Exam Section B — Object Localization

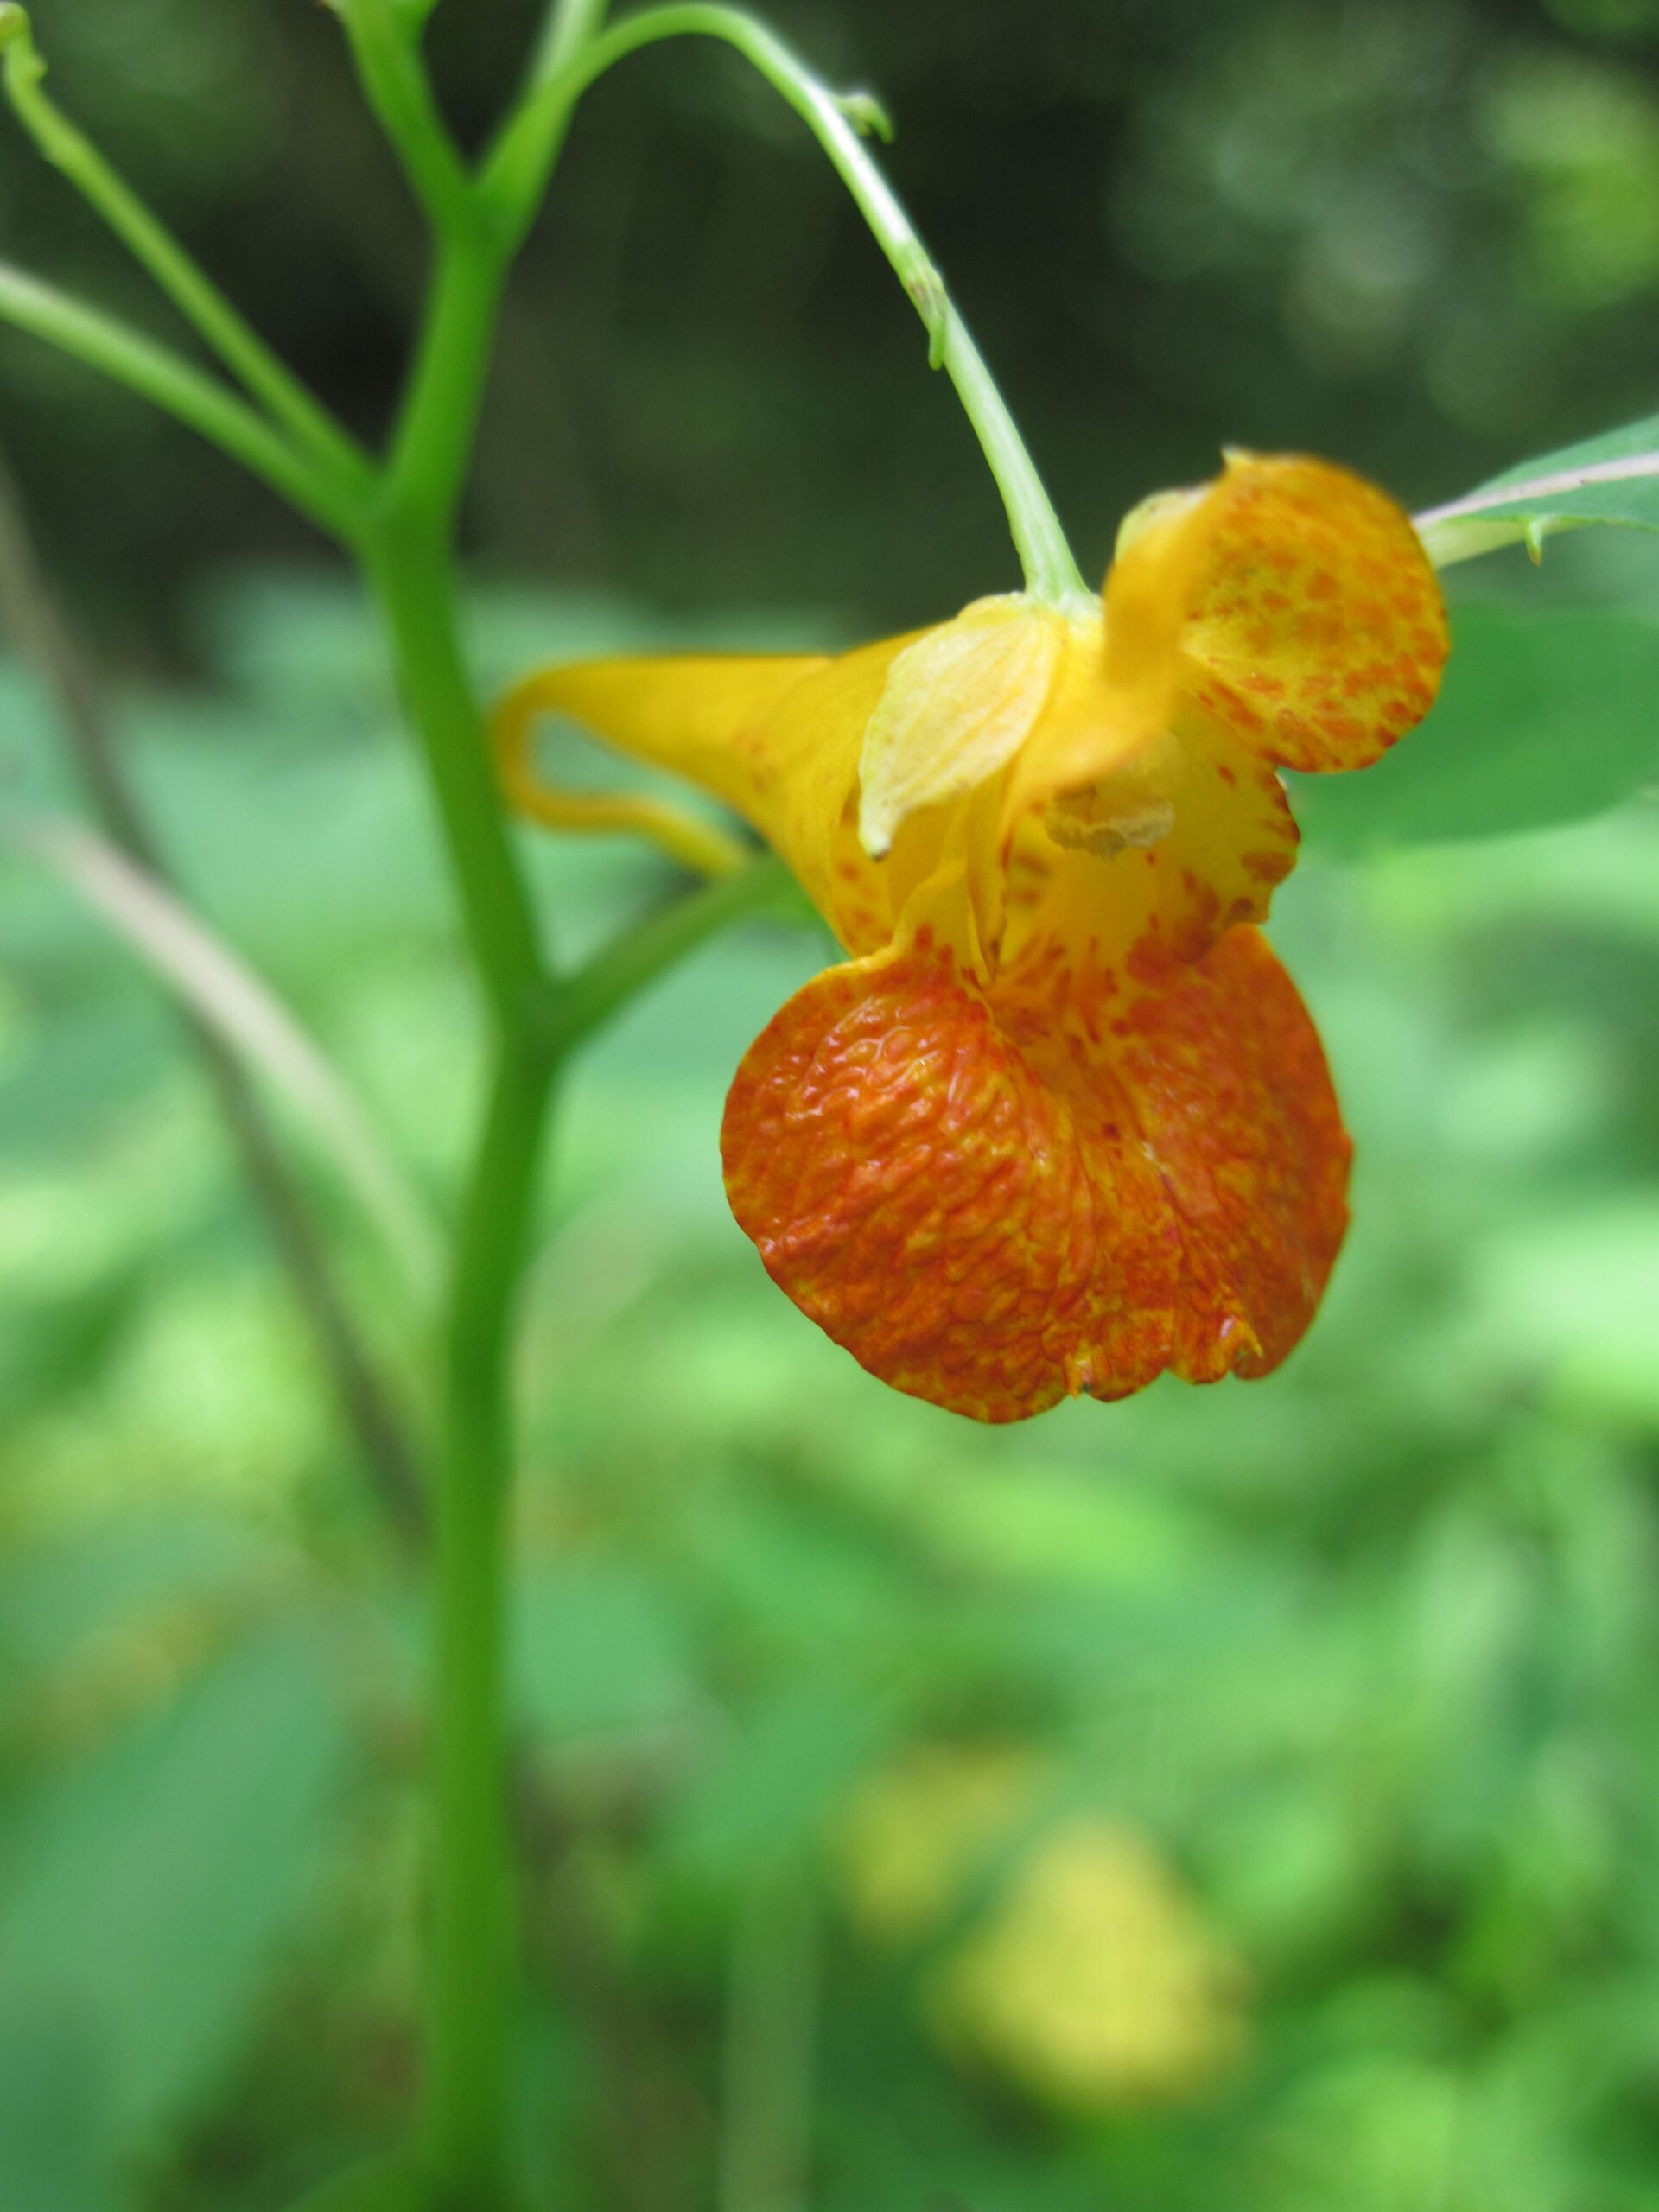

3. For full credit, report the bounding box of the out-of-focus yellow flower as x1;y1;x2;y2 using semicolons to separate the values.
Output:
836;1746;1249;2113
837;1741;1041;1946
931;1818;1249;2113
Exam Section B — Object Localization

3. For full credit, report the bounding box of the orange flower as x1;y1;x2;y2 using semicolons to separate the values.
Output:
496;453;1447;1421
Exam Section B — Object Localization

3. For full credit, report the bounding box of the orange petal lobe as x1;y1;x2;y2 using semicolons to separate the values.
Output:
721;928;1350;1421
1112;927;1352;1378
1177;454;1448;772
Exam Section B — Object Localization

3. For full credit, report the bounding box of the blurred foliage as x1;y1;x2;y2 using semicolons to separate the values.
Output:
2;550;1658;2208
4;1;1659;2209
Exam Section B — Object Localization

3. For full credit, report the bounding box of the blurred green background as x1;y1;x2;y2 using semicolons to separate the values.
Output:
4;1;1659;2209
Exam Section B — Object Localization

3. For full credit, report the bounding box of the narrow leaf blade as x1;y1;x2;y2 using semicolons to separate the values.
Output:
1419;412;1659;566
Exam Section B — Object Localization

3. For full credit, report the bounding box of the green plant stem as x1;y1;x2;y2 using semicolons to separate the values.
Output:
368;512;552;2209
526;0;613;106
368;524;546;1025
337;0;473;225
385;224;514;531
484;3;1090;609
347;9;610;2197
364;545;545;2187
424;1034;554;2208
543;853;812;1058
0;5;371;498
0;444;426;1548
0;259;361;538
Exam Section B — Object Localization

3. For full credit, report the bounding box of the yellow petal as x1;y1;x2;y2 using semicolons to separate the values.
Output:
856;597;1065;859
735;636;917;950
493;645;909;951
993;611;1161;849
494;652;827;820
494;671;755;877
503;778;753;879
988;724;1297;995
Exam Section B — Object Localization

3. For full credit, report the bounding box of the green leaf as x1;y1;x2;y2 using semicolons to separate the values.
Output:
0;1618;351;2152
1287;603;1659;855
1419;410;1659;565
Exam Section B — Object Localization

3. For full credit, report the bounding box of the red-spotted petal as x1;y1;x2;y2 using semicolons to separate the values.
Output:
982;725;1300;996
1172;453;1448;772
721;926;1350;1421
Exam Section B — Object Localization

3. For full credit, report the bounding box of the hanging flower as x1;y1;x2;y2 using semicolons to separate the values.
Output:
496;452;1446;1421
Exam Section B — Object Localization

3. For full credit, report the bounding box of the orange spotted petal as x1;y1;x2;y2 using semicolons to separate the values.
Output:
1004;453;1446;837
721;925;1350;1421
982;724;1299;993
1170;451;1448;772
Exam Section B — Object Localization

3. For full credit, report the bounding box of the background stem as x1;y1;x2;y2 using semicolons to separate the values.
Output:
530;0;613;92
0;6;370;494
719;1869;819;2212
0;259;359;537
0;445;425;1547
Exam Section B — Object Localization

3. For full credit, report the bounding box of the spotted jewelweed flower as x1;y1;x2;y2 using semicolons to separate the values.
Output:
498;453;1447;1421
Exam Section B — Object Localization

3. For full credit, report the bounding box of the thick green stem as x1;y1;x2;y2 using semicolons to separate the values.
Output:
424;1034;554;2209
485;3;1089;608
366;556;546;2200
367;525;553;2212
385;219;514;531
338;0;473;226
351;17;581;2195
367;524;546;1026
